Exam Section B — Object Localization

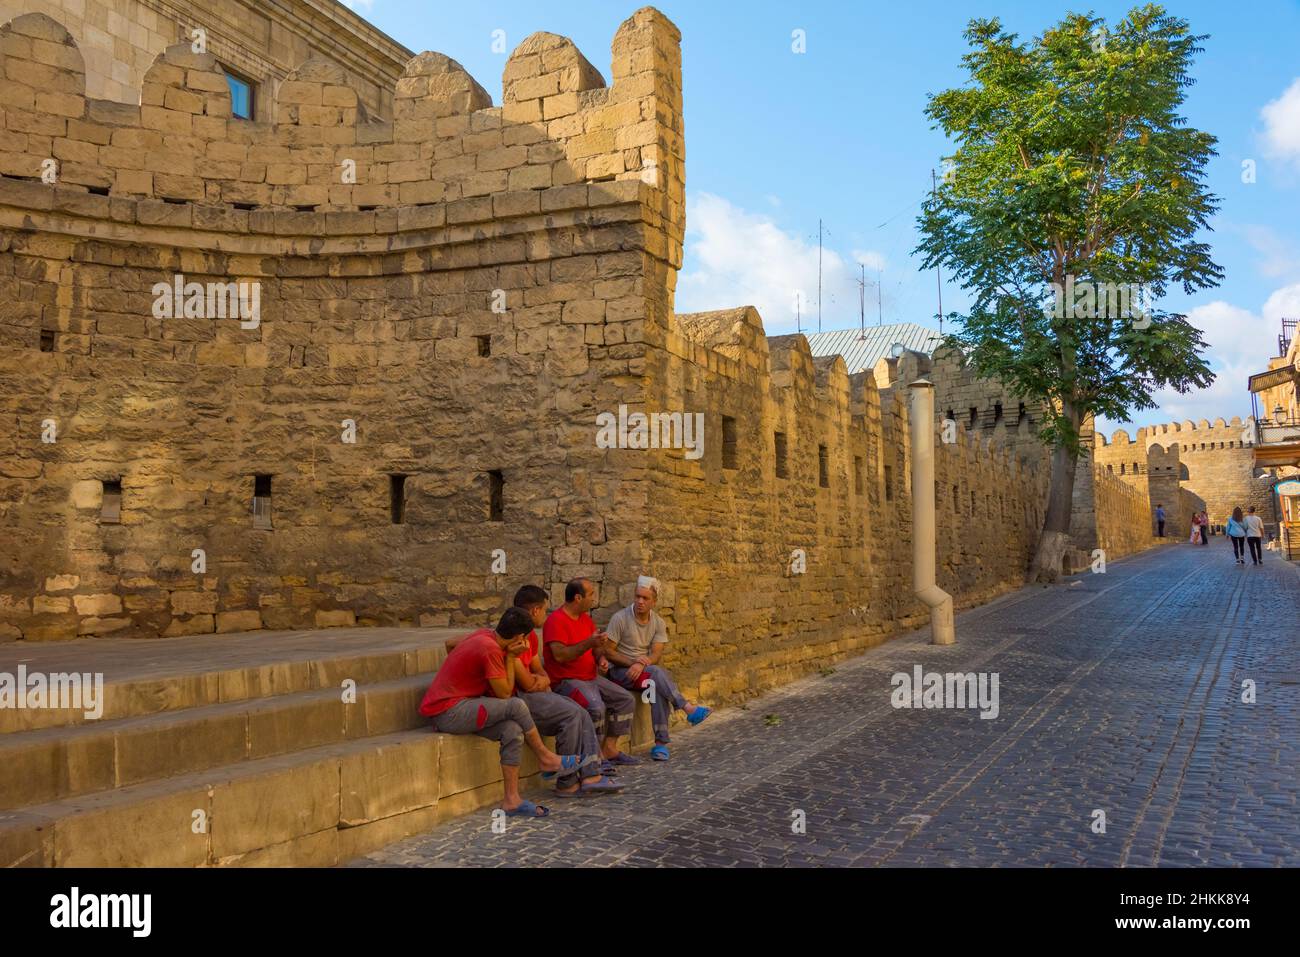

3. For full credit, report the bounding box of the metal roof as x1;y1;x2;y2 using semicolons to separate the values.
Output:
805;323;944;374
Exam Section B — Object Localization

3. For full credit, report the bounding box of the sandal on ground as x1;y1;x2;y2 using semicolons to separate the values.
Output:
540;753;587;780
580;775;624;795
503;800;549;818
650;744;669;761
687;706;712;726
607;751;641;766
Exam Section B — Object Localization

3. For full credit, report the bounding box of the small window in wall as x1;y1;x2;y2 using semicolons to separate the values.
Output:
389;474;407;525
774;432;788;479
968;407;978;428
252;474;272;529
721;416;738;470
884;464;893;501
1017;402;1026;424
946;408;956;423
100;479;122;524
818;445;829;488
1120;463;1126;475
488;470;504;521
993;402;1003;425
476;335;491;357
1133;461;1140;473
854;456;864;495
224;70;255;120
953;485;960;512
970;490;976;515
39;330;55;352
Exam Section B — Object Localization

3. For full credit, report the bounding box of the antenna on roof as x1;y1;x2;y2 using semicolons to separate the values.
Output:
817;219;823;335
796;291;802;335
877;267;883;326
856;263;866;341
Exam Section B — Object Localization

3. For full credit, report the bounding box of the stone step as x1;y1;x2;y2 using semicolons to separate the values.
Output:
0;726;557;868
0;625;458;733
0;673;432;811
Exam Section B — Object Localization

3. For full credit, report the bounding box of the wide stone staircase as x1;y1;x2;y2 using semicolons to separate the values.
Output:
0;627;650;867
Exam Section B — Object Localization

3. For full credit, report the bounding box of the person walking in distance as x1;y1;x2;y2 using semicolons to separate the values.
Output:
1226;507;1248;565
1244;506;1265;565
1189;512;1201;545
1200;511;1211;545
1155;503;1166;538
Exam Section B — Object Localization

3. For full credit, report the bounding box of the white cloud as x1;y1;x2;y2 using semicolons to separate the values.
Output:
675;193;891;334
1101;284;1300;431
1241;225;1300;279
1261;77;1300;164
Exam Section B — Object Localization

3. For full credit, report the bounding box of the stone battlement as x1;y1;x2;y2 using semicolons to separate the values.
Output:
1099;416;1253;449
0;10;682;234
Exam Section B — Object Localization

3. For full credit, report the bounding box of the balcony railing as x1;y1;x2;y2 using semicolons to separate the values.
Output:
1256;416;1300;446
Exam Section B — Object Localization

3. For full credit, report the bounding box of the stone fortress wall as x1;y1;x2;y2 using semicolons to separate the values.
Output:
1095;418;1273;535
0;7;1155;697
0;7;682;643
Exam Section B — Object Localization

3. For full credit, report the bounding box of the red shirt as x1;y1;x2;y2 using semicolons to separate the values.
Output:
419;629;507;717
543;607;596;682
519;629;539;670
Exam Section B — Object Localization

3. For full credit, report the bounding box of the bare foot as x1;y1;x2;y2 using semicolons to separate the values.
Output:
538;751;562;773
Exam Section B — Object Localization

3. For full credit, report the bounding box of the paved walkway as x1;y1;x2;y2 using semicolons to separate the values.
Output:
352;542;1299;867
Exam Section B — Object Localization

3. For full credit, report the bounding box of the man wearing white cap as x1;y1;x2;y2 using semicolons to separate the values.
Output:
604;575;711;761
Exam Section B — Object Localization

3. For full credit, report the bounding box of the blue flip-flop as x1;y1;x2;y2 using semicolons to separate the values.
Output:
650;744;669;761
607;751;641;766
503;800;549;818
580;775;624;795
540;754;586;780
687;706;712;726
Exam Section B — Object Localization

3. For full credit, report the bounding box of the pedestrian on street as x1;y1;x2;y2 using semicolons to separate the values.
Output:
1226;507;1248;565
1155;503;1166;537
1189;512;1201;545
1200;511;1210;545
1244;506;1265;565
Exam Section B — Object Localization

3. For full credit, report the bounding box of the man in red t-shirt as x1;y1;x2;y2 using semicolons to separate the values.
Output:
543;577;639;767
420;607;577;818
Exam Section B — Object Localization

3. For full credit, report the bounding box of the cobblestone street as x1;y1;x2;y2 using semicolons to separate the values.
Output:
353;542;1299;867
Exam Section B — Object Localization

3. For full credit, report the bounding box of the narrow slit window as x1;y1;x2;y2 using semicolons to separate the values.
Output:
389;474;407;525
40;330;55;352
476;335;491;357
1017;402;1026;424
721;416;738;470
993;402;1003;425
252;474;272;529
854;456;864;495
774;432;788;480
818;445;829;488
488;470;504;521
884;464;893;501
953;485;960;512
968;407;978;428
100;479;121;524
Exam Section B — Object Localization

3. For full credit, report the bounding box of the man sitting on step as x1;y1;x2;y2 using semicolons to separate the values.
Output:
604;575;710;761
449;586;622;797
419;607;582;819
543;577;639;769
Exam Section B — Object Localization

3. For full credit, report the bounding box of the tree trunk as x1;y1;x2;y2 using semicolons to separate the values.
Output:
1029;441;1079;583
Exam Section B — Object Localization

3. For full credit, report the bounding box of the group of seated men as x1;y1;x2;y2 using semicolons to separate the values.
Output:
418;575;712;818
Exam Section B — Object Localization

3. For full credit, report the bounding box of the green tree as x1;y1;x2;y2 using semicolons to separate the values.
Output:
916;4;1221;582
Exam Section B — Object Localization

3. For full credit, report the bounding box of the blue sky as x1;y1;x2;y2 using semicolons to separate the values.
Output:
344;0;1300;432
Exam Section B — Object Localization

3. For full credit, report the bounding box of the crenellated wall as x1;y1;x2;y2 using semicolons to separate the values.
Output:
0;7;1134;698
0;7;684;642
1096;417;1272;531
630;306;1049;699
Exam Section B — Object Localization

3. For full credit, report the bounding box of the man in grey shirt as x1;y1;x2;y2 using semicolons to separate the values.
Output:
603;575;711;761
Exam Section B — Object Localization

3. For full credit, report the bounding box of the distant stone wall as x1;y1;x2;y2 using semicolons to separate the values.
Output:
1091;467;1155;561
627;308;1049;700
